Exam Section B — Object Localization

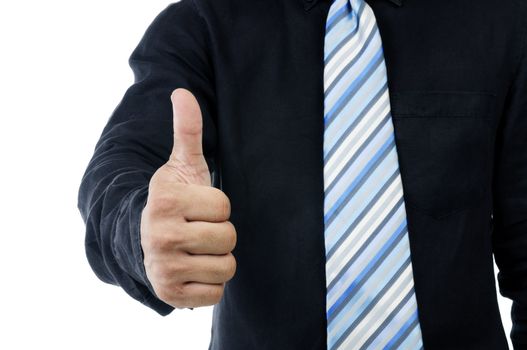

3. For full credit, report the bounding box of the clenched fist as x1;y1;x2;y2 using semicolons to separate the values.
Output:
140;88;236;309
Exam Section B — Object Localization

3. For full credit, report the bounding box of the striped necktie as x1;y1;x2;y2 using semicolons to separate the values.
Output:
322;0;425;349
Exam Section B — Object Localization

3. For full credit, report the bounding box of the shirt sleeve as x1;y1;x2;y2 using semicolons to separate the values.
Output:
77;0;219;316
491;23;527;348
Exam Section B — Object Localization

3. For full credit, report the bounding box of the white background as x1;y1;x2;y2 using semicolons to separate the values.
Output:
0;1;513;349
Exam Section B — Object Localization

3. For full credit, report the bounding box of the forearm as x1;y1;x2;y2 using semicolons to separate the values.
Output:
78;117;175;315
77;0;218;316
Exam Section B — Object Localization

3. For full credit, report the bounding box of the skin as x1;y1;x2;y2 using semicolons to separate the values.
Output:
140;88;237;309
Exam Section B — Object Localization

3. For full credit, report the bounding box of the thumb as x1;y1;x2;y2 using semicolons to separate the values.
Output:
168;88;211;186
170;88;206;165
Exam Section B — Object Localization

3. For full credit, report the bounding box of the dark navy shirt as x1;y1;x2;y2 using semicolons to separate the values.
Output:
77;0;527;348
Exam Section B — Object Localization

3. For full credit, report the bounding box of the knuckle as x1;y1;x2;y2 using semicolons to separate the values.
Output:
170;283;189;306
209;265;222;281
149;237;166;253
152;264;173;283
141;219;188;255
224;221;237;251
171;230;188;250
148;195;175;216
162;283;188;308
156;280;191;308
153;258;187;282
155;285;175;304
223;253;237;281
168;224;189;249
146;233;171;254
221;194;231;220
213;189;231;221
171;258;191;278
144;228;187;254
147;182;188;216
210;286;224;304
148;262;192;307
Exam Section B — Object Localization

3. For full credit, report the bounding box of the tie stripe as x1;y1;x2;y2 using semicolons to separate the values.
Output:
327;221;408;320
324;112;392;213
331;257;414;348
324;1;367;66
325;24;378;97
326;176;405;285
325;48;384;130
326;3;352;34
326;184;403;286
325;133;395;227
323;84;387;165
323;1;424;349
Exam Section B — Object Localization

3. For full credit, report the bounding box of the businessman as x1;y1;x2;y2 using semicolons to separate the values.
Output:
77;0;527;348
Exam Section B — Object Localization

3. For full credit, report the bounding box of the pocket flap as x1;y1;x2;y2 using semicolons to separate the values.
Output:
390;91;497;118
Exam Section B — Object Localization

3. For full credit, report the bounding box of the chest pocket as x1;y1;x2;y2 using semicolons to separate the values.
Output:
389;91;496;219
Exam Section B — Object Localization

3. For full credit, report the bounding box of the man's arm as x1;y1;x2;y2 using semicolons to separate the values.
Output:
491;20;527;348
77;0;218;316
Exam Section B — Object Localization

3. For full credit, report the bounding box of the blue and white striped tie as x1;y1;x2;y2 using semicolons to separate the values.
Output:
323;0;425;349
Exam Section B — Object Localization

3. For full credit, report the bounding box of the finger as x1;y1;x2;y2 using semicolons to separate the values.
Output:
182;221;237;255
180;184;231;222
171;88;205;164
180;253;236;284
180;282;225;308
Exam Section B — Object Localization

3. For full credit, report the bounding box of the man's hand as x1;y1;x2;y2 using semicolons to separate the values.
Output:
140;88;236;309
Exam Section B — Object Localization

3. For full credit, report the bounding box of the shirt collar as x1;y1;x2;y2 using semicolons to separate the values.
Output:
304;0;403;11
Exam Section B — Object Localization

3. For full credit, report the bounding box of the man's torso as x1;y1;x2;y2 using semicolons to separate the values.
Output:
184;0;526;348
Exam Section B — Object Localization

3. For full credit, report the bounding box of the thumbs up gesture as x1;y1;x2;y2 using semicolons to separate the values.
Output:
140;88;236;309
